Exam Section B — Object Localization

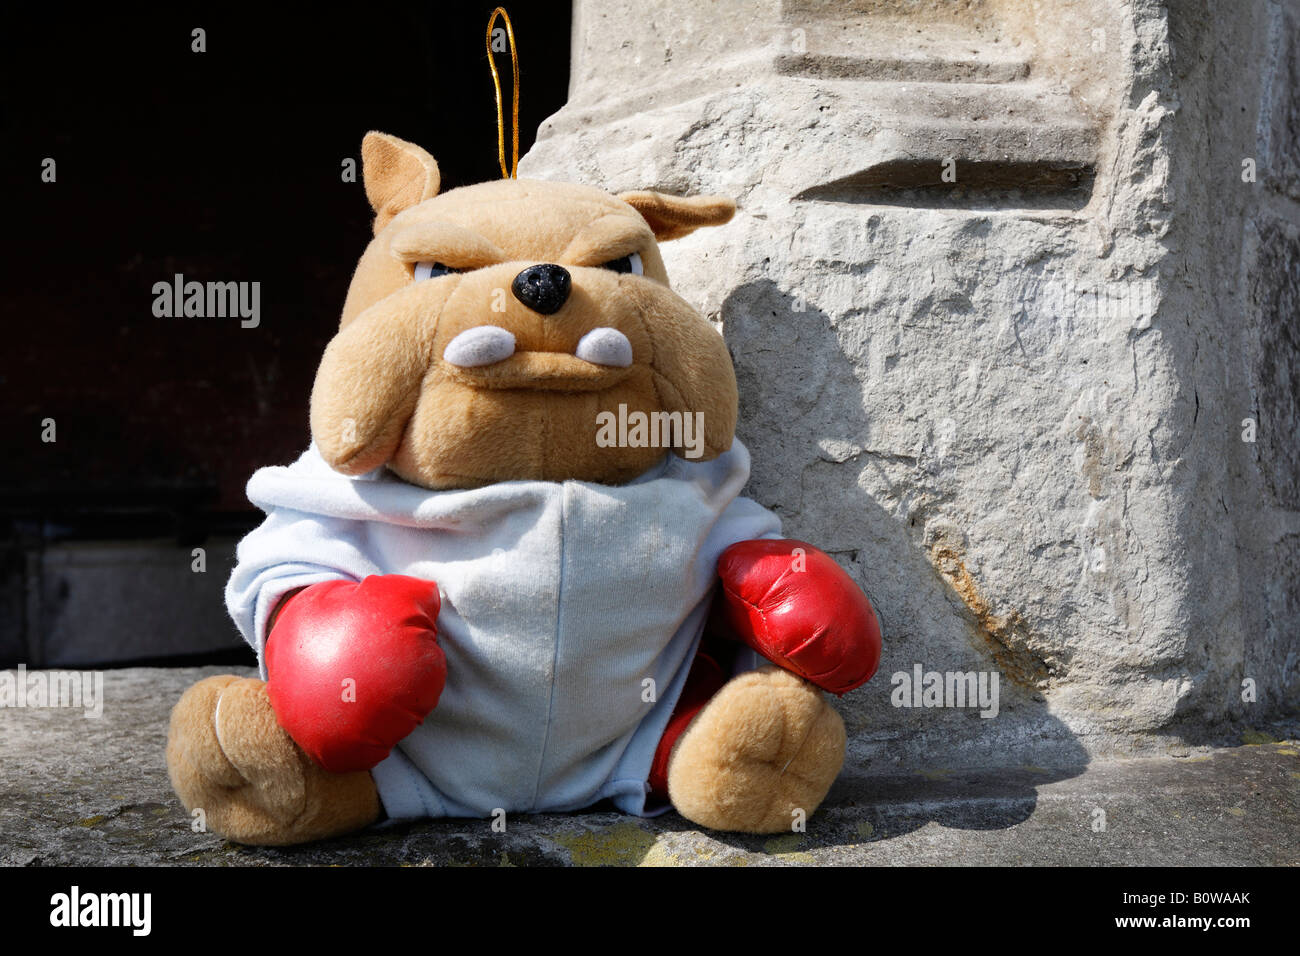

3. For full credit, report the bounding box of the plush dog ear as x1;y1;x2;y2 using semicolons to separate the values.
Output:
361;132;441;235
617;191;735;242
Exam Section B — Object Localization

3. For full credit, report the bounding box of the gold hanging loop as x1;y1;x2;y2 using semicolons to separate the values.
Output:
486;7;520;179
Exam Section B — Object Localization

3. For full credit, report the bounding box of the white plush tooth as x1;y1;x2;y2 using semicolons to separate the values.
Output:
574;327;633;368
443;326;516;367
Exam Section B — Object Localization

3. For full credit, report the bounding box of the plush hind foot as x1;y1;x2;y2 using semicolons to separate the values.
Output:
666;665;846;833
166;675;381;846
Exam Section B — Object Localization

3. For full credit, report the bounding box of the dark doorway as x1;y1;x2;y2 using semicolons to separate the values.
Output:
1;5;572;666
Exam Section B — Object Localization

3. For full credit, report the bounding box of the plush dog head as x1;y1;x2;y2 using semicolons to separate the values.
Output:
309;132;739;490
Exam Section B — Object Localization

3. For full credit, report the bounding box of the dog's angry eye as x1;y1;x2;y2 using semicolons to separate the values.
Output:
413;261;460;281
600;252;643;276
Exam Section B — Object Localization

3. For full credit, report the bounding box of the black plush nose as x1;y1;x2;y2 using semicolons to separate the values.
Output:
511;264;571;315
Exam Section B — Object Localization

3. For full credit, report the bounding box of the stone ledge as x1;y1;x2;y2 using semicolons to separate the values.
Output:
1;667;1296;866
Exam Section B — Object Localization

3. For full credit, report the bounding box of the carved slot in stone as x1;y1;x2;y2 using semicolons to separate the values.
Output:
780;0;1103;210
775;50;1031;85
795;159;1096;210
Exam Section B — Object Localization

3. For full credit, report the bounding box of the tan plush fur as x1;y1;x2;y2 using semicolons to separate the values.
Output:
165;131;845;845
167;676;380;846
616;191;737;242
362;132;440;235
313;134;739;489
667;666;847;833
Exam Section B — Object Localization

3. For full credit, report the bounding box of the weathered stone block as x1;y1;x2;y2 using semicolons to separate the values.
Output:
520;0;1300;768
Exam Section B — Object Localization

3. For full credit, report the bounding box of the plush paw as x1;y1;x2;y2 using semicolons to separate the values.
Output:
166;675;381;846
666;665;846;833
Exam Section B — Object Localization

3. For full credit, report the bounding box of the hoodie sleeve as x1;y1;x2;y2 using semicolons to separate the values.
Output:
678;437;784;552
714;493;784;545
224;505;382;678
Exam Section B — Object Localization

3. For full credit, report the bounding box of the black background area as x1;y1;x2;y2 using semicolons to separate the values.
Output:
0;4;572;519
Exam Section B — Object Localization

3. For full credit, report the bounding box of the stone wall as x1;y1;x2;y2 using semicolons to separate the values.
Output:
519;0;1300;771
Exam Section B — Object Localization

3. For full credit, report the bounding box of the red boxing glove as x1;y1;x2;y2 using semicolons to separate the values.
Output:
265;574;445;773
712;539;882;695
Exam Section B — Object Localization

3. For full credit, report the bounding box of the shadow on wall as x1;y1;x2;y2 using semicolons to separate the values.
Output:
716;278;1090;840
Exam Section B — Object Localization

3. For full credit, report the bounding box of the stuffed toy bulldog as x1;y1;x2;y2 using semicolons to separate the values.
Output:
166;132;883;846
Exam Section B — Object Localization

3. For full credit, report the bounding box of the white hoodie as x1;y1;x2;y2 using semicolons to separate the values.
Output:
225;439;782;820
